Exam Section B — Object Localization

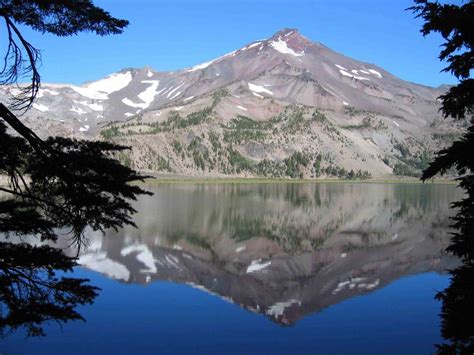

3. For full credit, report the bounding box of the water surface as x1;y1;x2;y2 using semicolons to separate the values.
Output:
3;183;461;354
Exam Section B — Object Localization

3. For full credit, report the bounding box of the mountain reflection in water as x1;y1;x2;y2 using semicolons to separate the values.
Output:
67;182;460;326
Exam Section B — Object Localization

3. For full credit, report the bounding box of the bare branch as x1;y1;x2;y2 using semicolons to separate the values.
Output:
1;15;41;112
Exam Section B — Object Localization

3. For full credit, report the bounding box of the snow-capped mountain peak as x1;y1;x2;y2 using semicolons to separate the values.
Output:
1;28;456;179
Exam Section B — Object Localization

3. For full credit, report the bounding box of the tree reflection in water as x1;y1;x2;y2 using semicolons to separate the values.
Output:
436;262;474;354
0;118;150;337
0;0;143;340
408;0;474;352
0;243;98;337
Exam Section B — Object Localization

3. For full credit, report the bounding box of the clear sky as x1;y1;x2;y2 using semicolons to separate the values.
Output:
15;0;459;87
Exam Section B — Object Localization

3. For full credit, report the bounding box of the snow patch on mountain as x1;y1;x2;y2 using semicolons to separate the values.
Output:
167;83;184;99
339;69;370;81
32;103;49;112
86;71;133;94
155;87;168;97
122;98;146;109
121;81;160;109
70;85;108;100
270;38;304;57
79;125;90;132
187;60;214;72
168;91;182;100
244;41;262;50
368;69;383;78
137;80;160;105
246;259;271;273
186;51;237;72
248;83;273;96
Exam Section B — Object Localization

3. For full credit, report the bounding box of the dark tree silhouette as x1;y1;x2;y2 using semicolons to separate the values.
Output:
410;1;474;353
0;1;151;337
0;243;99;337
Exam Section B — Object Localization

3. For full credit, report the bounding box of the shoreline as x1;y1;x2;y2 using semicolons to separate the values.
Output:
1;174;458;188
143;176;458;185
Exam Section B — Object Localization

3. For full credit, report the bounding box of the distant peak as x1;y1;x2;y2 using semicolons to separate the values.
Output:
266;28;309;56
267;28;311;46
271;28;300;39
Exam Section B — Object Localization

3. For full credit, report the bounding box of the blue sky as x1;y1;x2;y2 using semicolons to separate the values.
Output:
16;0;458;87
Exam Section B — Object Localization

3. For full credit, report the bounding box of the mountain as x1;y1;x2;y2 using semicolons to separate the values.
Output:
1;28;463;178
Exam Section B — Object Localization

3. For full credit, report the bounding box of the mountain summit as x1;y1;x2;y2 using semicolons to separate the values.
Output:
266;28;311;53
1;29;460;178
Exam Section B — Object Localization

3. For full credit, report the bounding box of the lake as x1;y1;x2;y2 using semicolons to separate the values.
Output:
2;182;461;354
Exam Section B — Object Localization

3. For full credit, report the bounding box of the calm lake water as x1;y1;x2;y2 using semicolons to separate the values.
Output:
2;182;461;354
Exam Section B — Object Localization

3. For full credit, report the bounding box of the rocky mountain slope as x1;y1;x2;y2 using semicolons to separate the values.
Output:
1;28;464;178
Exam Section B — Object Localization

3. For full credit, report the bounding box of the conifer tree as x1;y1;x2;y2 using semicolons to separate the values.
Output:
410;1;474;352
0;1;151;336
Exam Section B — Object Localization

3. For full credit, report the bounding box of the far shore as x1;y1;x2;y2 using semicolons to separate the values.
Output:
0;174;458;188
142;175;458;185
